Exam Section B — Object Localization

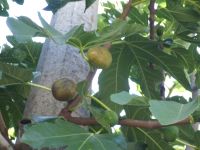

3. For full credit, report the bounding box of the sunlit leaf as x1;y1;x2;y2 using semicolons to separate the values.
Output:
6;17;40;42
149;98;200;125
110;91;149;107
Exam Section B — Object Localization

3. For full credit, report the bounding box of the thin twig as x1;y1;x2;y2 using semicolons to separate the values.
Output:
86;69;97;90
148;0;156;40
149;0;166;99
60;110;191;129
59;101;192;129
119;117;190;129
59;95;82;114
167;82;177;98
119;0;133;20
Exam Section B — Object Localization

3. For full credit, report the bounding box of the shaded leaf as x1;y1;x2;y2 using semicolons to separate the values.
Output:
89;106;111;131
0;87;26;130
136;128;174;150
21;118;126;150
0;0;9;16
13;0;24;5
179;125;196;145
121;104;170;150
0;62;32;86
0;40;42;69
44;0;81;14
44;0;96;13
128;7;148;26
157;3;200;44
85;0;96;11
77;80;88;96
124;126;173;150
194;131;200;147
127;142;147;150
167;7;199;23
127;35;190;93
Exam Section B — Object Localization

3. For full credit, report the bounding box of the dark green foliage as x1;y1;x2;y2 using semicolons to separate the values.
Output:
44;0;96;14
21;118;127;150
13;0;24;5
97;45;133;113
0;0;9;16
0;0;25;16
0;38;42;131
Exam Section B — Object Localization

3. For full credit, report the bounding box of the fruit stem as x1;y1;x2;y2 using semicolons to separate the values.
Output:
176;139;197;149
26;82;51;91
80;47;89;61
96;128;104;134
86;95;111;111
112;40;125;45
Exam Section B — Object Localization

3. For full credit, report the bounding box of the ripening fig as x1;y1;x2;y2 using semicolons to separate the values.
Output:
87;47;112;69
51;78;77;101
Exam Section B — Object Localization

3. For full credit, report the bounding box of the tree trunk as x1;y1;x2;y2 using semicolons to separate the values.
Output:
23;0;99;118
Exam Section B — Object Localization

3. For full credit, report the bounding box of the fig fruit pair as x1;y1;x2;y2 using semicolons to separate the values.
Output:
87;47;112;69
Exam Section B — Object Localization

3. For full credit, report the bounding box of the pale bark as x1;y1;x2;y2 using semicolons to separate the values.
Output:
24;1;99;118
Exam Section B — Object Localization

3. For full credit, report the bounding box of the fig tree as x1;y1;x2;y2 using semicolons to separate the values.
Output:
51;78;77;101
87;47;112;69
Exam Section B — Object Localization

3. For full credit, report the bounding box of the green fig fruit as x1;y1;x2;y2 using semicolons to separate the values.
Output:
161;126;179;142
51;78;77;101
104;110;118;126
